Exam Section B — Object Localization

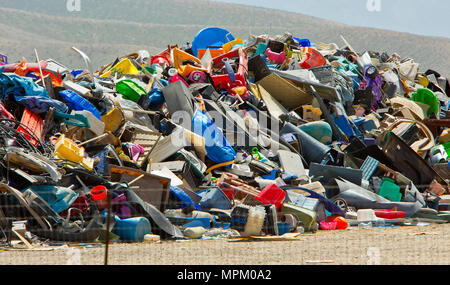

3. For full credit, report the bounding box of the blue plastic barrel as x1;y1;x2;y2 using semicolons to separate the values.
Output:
111;216;151;242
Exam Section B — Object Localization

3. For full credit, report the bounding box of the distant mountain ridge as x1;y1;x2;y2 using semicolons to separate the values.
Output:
1;0;449;77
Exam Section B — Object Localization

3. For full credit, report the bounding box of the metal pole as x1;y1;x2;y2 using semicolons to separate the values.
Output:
104;192;112;265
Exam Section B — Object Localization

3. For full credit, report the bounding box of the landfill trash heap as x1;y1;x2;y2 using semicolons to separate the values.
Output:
0;27;450;245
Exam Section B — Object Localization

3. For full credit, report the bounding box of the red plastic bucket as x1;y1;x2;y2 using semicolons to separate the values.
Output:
91;186;107;201
255;183;286;211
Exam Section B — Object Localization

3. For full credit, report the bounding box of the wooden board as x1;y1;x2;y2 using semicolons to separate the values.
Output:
257;73;312;109
257;85;288;119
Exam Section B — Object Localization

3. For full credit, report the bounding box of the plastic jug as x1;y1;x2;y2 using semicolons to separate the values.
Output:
111;216;151;242
243;206;266;237
255;183;286;211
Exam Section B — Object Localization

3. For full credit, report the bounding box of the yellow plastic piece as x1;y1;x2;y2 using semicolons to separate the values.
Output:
100;58;140;78
303;105;322;122
222;37;244;53
206;160;235;173
54;134;94;170
101;108;125;133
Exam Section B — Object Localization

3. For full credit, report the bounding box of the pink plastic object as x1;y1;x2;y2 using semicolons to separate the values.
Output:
255;183;286;211
265;48;287;64
188;70;207;83
170;74;189;87
300;47;326;69
123;143;145;163
320;220;337;230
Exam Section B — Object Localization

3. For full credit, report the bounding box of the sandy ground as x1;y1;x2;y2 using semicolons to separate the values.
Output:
1;223;449;265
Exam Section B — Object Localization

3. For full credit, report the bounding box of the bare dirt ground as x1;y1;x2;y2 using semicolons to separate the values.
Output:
1;223;449;265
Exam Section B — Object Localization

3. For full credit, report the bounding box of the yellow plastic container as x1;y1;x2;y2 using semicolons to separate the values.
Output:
100;58;140;78
54;134;94;170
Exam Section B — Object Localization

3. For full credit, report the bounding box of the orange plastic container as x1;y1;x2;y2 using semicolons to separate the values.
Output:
17;108;43;147
255;183;286;211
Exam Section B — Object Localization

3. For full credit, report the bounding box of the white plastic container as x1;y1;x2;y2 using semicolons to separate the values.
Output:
242;206;266;237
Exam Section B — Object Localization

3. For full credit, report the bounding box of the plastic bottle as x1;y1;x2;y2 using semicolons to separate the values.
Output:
242;206;266;237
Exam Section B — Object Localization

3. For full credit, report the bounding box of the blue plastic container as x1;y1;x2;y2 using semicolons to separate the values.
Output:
59;90;101;120
111;216;151;242
277;222;291;235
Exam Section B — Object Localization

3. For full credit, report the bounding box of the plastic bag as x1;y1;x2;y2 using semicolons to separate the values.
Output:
192;109;236;164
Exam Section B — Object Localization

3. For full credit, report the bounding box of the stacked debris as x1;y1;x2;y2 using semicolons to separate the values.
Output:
0;27;449;245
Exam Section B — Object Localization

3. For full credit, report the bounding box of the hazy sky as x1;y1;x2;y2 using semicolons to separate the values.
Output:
215;0;450;38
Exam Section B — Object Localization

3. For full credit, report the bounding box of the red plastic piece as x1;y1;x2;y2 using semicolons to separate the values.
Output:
207;48;248;91
17;108;43;147
300;47;327;69
374;210;405;219
255;183;286;211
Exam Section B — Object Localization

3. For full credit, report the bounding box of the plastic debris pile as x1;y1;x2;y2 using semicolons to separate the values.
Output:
0;27;450;245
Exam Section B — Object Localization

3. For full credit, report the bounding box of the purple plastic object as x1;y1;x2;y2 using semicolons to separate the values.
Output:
0;54;7;65
112;194;131;219
363;65;383;108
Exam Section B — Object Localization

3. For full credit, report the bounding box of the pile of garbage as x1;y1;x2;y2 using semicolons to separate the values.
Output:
1;27;450;245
